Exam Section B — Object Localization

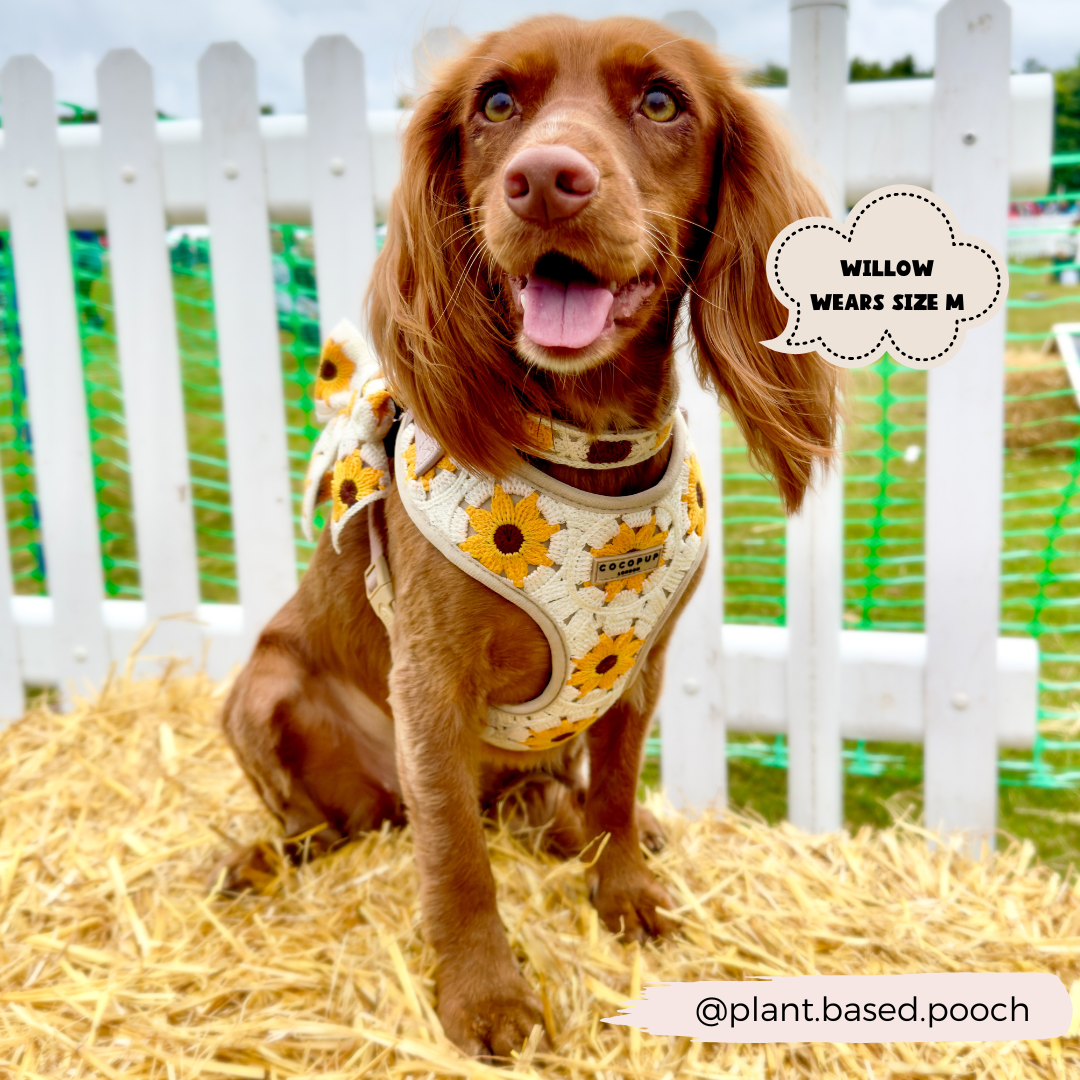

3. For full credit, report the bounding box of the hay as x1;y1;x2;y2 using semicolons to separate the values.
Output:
1;668;1079;1079
1004;351;1080;452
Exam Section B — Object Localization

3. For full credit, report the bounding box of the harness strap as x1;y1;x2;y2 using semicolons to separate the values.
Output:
364;501;395;631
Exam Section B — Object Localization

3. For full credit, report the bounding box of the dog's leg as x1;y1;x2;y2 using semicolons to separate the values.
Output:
583;651;675;941
390;654;547;1059
219;630;403;891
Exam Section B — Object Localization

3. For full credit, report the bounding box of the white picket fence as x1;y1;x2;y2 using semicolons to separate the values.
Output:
0;0;1044;847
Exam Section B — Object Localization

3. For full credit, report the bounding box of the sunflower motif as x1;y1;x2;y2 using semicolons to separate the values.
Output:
314;340;356;401
683;455;706;538
459;486;559;587
523;714;598;750
522;416;556;452
364;386;394;421
568;629;644;698
588;517;669;602
652;417;674;450
330;452;383;521
403;441;456;491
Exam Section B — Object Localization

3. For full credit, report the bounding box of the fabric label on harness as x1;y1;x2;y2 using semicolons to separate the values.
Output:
591;544;665;584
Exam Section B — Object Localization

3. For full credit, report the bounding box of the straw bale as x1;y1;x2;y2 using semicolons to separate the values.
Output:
1;668;1079;1078
1004;351;1080;451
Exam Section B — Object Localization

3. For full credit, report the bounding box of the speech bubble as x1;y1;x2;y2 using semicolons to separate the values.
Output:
762;185;1007;370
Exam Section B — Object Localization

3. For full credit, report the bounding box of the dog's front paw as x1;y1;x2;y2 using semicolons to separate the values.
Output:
636;805;667;853
438;965;548;1060
589;859;674;942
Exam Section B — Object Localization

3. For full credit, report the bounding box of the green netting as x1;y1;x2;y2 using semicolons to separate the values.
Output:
0;220;1079;789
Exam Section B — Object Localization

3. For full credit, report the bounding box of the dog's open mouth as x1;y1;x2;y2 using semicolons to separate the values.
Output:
509;253;656;351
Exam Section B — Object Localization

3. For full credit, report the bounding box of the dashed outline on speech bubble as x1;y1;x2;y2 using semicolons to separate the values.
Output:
761;185;1007;370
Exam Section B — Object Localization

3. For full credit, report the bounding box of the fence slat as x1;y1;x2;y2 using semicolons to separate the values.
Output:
785;460;844;830
198;42;297;651
304;35;377;339
0;56;109;696
0;506;25;721
97;49;202;662
785;0;848;832
660;338;726;811
924;0;1011;855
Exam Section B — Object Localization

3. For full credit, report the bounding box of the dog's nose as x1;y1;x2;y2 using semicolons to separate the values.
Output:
503;145;598;225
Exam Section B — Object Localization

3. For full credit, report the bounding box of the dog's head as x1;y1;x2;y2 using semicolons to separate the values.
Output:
370;15;839;511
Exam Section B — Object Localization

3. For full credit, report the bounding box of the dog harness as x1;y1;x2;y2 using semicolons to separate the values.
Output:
302;321;707;752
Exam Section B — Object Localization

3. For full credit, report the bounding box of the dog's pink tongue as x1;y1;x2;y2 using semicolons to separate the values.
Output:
520;276;614;349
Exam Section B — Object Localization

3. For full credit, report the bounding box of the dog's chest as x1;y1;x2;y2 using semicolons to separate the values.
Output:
395;413;707;751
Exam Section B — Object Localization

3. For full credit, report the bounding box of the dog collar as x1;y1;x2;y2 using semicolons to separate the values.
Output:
519;410;677;471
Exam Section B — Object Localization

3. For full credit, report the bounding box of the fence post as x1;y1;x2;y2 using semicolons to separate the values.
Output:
924;0;1010;855
97;49;202;662
0;499;24;721
199;43;298;652
660;334;726;812
785;0;848;832
0;56;110;698
303;36;377;340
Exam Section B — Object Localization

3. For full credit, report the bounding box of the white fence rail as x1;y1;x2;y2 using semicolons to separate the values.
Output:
0;78;1053;231
0;2;1044;845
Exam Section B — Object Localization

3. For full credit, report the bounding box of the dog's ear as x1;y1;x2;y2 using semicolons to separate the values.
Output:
367;51;538;477
688;75;841;514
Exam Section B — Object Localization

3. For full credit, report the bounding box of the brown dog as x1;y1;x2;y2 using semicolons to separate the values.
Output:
221;15;838;1058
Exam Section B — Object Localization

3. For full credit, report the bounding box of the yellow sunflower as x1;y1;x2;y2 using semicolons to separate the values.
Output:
683;454;706;537
521;415;556;452
330;452;383;521
653;417;674;449
363;386;393;421
568;629;644;697
403;441;456;491
588;517;669;602
314;340;356;401
524;714;598;750
459;486;559;587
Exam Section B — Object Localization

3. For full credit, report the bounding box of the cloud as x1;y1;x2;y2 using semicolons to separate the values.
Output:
761;185;1006;370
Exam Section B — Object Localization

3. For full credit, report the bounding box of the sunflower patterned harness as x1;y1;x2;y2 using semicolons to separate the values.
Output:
302;321;708;753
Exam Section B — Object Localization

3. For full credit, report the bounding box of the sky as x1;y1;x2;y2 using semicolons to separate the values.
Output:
0;0;1077;117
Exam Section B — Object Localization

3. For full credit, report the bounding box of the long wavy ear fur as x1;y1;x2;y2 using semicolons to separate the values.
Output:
688;67;842;514
367;50;541;477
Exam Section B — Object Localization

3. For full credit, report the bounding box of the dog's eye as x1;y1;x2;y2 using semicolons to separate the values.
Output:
482;89;515;123
641;88;678;122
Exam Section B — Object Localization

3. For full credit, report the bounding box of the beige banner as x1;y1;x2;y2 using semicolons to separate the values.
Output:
604;972;1072;1042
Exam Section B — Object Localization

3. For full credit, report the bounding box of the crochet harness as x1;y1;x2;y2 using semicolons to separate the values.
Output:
302;321;707;753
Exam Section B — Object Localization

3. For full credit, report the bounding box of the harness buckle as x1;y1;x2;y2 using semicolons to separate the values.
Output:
365;555;396;630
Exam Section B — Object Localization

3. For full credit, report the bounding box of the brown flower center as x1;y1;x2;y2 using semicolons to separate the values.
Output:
493;523;524;554
696;481;704;509
339;479;358;506
320;359;338;381
587;440;632;465
595;654;619;675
